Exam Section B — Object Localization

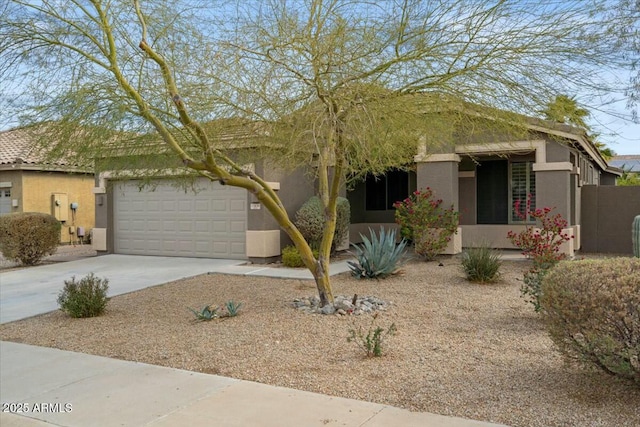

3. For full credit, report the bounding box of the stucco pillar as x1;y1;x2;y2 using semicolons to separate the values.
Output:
414;153;462;254
533;169;571;224
414;153;460;210
533;167;574;256
92;174;108;252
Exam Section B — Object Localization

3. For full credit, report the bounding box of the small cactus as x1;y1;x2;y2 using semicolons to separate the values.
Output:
633;215;640;258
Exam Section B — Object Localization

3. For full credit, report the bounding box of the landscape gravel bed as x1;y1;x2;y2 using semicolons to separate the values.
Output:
1;258;638;427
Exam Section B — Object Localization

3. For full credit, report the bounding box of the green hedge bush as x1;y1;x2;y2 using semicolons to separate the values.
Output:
540;258;640;384
281;245;319;268
0;212;61;265
294;196;350;251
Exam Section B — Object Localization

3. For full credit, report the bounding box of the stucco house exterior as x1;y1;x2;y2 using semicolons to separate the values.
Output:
348;120;621;256
92;160;315;261
92;118;619;261
0;126;95;244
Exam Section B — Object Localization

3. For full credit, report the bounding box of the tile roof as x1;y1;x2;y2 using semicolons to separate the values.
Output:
0;126;84;168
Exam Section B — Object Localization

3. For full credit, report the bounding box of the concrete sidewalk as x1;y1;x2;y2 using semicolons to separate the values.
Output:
0;341;508;427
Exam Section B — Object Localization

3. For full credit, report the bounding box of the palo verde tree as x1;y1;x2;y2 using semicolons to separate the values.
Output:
0;0;635;307
614;0;640;122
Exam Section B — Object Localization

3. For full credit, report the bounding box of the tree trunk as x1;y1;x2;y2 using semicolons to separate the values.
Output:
232;175;336;306
313;261;334;307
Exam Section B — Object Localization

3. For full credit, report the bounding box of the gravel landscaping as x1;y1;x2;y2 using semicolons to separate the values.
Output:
1;257;638;427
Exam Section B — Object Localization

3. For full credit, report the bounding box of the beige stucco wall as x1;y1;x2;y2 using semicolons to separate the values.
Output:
21;171;95;244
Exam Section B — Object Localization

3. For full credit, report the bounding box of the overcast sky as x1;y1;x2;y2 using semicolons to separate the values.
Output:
1;0;637;155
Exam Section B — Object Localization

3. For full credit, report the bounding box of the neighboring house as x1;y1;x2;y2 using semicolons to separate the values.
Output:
610;155;640;186
93;117;620;261
610;155;640;173
0;126;95;244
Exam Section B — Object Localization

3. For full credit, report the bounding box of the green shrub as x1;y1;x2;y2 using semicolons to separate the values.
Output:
461;244;502;283
294;196;350;251
0;212;61;265
521;268;550;312
348;227;408;279
57;273;109;318
540;258;640;384
347;313;397;357
281;245;319;268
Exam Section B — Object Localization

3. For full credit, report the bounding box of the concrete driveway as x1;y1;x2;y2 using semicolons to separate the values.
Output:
0;255;246;324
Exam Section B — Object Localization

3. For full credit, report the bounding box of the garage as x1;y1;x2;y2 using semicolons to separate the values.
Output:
113;178;247;259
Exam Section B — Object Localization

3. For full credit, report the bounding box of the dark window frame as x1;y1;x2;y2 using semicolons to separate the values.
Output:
364;169;411;211
476;159;537;225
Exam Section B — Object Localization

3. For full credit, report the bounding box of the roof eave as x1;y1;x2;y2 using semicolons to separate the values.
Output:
525;122;609;171
0;163;93;173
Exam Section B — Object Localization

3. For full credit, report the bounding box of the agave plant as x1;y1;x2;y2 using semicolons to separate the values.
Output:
348;227;409;279
188;305;219;321
224;300;243;317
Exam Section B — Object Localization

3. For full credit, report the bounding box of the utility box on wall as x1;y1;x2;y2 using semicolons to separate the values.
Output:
52;193;69;221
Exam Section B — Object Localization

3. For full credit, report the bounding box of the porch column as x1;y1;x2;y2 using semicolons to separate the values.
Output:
414;153;462;254
533;167;571;223
533;163;574;255
414;153;460;210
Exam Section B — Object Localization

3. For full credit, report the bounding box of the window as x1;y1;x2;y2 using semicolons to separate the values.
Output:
510;161;536;223
476;159;536;224
477;160;509;224
365;169;410;211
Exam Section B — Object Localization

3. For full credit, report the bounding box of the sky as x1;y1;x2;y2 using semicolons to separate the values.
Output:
1;0;638;156
590;106;640;156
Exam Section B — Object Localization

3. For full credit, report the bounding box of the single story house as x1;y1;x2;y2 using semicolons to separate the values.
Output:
92;118;620;261
348;120;621;257
0;126;96;244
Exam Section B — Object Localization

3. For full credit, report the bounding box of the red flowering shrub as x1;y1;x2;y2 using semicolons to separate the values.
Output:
393;188;459;261
507;195;573;311
507;195;572;268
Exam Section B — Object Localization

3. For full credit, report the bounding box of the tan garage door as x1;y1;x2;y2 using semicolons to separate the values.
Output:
113;178;247;259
